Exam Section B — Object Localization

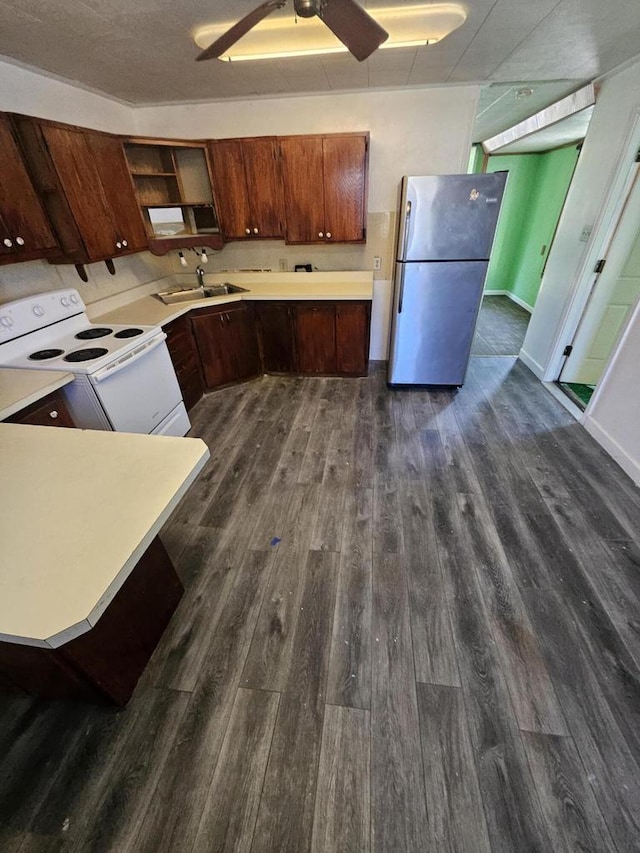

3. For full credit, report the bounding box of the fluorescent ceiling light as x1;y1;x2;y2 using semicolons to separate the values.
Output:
193;3;467;62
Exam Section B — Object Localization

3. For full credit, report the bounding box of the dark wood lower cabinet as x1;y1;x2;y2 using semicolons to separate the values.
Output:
5;389;76;427
335;302;370;376
295;303;337;375
0;536;183;706
164;314;204;412
191;302;262;390
255;302;297;373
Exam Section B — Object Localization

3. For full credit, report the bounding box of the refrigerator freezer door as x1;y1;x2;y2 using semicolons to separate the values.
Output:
388;260;487;385
399;173;507;262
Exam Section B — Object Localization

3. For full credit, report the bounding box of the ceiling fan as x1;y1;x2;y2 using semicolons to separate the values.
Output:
195;0;389;63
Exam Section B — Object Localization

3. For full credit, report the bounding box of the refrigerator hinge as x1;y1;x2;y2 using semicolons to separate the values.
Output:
563;345;573;357
594;258;606;274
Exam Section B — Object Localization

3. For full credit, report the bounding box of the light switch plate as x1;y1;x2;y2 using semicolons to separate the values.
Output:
579;226;592;243
373;256;381;271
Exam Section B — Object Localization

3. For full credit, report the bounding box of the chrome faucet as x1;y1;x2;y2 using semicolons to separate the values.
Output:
196;266;205;288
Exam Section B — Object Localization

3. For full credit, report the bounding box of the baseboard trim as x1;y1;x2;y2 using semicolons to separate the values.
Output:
518;348;545;379
483;289;534;313
583;415;640;486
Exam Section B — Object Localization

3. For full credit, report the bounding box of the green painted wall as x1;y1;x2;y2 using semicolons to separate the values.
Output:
472;146;579;308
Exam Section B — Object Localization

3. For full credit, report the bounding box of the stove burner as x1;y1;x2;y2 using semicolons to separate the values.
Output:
114;328;144;339
64;347;108;363
75;327;113;340
29;349;64;361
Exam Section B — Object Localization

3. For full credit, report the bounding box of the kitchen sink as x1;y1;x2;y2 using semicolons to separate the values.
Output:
156;284;249;304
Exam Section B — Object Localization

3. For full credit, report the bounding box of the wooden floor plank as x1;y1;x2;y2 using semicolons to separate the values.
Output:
251;551;339;853
399;481;460;687
191;687;280;853
326;488;373;709
131;551;275;853
311;704;371;853
370;552;428;853
416;682;492;853
521;731;618;853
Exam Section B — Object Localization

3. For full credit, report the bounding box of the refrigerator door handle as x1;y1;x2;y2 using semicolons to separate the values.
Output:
397;263;406;313
402;200;412;259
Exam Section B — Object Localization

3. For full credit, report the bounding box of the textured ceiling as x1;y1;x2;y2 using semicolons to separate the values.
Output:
0;0;639;137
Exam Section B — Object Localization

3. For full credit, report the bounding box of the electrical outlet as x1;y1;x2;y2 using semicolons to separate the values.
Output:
373;256;382;271
279;258;287;271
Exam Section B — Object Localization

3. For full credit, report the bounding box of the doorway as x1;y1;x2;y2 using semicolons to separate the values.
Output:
558;164;640;409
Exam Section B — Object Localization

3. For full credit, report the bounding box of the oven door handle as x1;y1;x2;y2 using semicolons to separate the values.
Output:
92;333;167;382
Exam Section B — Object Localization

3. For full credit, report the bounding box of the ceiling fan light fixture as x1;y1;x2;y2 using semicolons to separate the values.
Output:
193;3;466;62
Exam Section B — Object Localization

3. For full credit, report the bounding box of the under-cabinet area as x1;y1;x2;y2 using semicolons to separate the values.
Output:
0;110;370;270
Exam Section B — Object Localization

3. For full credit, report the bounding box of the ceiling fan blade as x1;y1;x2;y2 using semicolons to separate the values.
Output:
318;0;388;61
196;0;286;61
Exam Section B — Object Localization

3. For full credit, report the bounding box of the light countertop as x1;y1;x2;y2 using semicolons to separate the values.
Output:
0;368;74;421
95;271;373;327
0;424;209;648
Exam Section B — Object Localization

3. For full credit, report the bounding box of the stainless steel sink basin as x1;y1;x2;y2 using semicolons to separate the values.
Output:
156;283;249;305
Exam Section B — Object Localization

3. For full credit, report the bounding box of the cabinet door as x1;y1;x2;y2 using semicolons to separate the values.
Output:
88;133;148;252
227;304;262;381
243;138;284;238
296;304;337;374
323;135;367;243
280;136;325;244
0;116;57;257
164;315;204;411
210;140;251;240
6;391;75;427
41;125;120;260
335;302;370;375
256;302;297;372
191;308;237;389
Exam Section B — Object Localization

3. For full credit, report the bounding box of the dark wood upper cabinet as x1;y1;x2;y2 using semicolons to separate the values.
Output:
279;133;368;245
12;117;148;264
211;137;284;240
0;115;58;265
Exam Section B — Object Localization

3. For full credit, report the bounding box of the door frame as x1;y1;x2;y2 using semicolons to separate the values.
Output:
544;108;640;384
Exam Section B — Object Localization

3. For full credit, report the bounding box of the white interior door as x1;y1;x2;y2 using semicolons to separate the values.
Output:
560;168;640;385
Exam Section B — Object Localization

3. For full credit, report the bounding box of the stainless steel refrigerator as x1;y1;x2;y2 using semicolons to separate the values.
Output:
388;172;507;386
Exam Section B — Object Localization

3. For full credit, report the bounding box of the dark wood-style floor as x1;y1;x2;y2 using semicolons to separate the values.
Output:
2;358;640;853
471;295;531;356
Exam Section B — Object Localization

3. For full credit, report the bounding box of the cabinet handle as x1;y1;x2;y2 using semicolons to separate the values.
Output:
245;228;251;234
326;232;332;239
3;238;13;248
15;236;25;246
116;241;122;250
318;231;324;238
253;227;258;234
220;314;225;326
122;239;128;248
49;410;59;419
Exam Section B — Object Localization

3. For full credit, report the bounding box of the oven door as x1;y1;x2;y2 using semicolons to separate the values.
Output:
90;334;184;434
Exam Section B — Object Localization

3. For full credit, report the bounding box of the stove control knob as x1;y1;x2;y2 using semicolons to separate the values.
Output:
61;297;70;307
70;294;79;305
0;316;13;328
32;305;45;317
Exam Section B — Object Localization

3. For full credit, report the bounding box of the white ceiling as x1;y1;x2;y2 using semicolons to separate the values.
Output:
0;0;639;137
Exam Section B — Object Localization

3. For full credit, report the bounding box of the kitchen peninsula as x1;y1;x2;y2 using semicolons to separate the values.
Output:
0;424;209;704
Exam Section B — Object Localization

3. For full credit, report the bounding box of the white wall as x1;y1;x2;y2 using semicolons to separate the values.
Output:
0;57;131;133
521;59;640;378
584;298;640;484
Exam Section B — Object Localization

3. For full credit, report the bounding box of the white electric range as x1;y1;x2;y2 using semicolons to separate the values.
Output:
0;289;190;436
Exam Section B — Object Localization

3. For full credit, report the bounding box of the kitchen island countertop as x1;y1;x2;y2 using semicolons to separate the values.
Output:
0;424;209;648
0;367;74;421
